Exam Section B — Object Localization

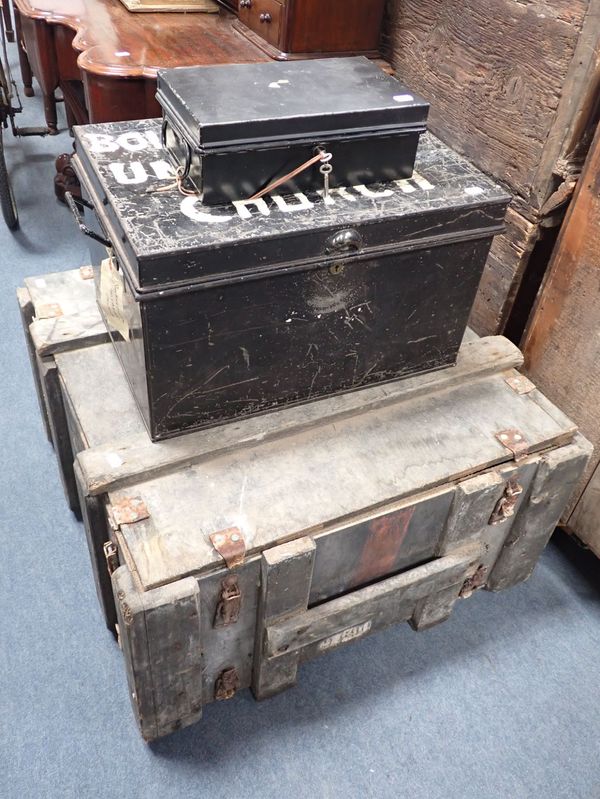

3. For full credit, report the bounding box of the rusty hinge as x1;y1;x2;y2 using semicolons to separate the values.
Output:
36;302;63;319
460;565;488;598
103;540;119;575
210;526;246;569
495;429;529;461
111;496;150;526
215;667;240;701
79;265;94;280
213;575;242;628
488;478;524;525
504;375;535;395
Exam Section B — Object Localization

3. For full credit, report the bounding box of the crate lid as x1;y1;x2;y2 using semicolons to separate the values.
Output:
58;335;580;588
156;58;429;151
72;119;510;293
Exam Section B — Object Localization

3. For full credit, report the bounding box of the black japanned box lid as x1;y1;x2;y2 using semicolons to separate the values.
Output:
156;57;429;152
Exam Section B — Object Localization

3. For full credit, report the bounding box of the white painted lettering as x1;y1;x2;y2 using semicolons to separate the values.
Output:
109;162;148;185
411;171;435;191
316;185;358;206
180;196;234;224
353;184;394;198
149;160;175;180
232;198;271;220
84;133;120;153
144;130;162;151
271;192;314;213
116;132;152;152
394;179;416;194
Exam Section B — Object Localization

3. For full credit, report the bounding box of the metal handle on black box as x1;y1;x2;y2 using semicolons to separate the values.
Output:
161;117;192;180
65;192;112;248
325;229;364;255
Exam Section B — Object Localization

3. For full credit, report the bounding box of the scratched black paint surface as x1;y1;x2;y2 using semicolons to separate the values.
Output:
73;119;510;440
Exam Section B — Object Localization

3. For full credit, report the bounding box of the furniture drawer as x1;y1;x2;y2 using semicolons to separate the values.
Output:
239;0;282;47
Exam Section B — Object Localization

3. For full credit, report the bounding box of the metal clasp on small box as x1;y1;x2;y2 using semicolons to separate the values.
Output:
489;478;524;525
103;540;119;575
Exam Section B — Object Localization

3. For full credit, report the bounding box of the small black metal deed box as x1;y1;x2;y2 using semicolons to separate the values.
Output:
72;118;509;441
156;57;429;205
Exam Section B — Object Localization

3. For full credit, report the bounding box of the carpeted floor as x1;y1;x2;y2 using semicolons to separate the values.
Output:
1;39;600;799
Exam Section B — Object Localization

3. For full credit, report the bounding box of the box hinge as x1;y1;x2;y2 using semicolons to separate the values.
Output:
213;575;242;628
215;667;240;701
103;540;119;575
209;526;246;569
488;478;524;525
504;374;535;395
495;429;529;461
111;496;150;526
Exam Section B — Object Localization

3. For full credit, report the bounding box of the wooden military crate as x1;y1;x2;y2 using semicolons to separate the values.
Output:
18;270;591;741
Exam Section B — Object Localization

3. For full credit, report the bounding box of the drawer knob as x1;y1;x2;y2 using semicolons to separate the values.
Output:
259;11;272;22
240;0;251;7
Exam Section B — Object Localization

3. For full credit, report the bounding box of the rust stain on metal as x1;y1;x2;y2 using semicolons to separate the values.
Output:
37;303;63;319
495;429;529;461
214;667;240;701
112;496;150;525
504;375;536;395
79;265;94;280
213;575;242;627
489;478;524;525
460;565;488;598
210;526;246;568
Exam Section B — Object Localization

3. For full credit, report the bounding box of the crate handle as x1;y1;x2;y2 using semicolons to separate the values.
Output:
65;192;111;248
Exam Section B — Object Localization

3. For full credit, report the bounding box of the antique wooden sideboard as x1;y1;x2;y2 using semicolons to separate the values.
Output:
12;0;267;131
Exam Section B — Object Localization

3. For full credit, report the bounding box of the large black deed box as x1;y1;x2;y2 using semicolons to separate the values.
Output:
156;57;430;205
71;118;510;441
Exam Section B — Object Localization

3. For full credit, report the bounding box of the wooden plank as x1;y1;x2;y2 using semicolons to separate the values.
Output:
469;207;540;335
385;0;586;204
16;286;52;442
264;543;480;660
111;368;577;590
24;268;108;357
70;335;524;497
522;122;600;525
568;462;600;559
112;566;203;741
487;435;592;591
252;537;315;700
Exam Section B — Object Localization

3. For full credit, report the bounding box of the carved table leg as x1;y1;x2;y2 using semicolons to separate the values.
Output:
43;92;58;135
14;9;34;97
2;0;15;43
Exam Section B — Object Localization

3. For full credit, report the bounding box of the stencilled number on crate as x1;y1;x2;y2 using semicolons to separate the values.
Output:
318;620;372;652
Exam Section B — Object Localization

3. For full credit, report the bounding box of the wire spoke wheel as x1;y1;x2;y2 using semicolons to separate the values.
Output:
0;125;19;230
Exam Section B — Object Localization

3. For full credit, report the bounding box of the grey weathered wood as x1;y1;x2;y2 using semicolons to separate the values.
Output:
24;268;107;357
71;335;524;497
74;475;117;633
38;357;80;515
264;542;480;661
252;537;316;700
487;434;592;591
17;286;52;443
110;366;577;591
112;566;203;741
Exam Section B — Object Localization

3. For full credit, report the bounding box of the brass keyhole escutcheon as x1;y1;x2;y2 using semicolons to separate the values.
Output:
329;262;345;275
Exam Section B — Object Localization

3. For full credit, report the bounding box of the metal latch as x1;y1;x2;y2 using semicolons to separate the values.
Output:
103;540;119;575
213;575;242;628
215;667;240;701
495;429;529;461
488;478;524;525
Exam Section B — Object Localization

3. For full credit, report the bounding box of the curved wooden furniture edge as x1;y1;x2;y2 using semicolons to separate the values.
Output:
13;0;261;80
